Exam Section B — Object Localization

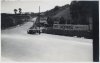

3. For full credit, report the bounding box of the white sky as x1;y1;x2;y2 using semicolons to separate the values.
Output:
1;0;73;13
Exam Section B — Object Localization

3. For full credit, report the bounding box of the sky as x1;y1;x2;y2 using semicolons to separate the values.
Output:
1;0;73;13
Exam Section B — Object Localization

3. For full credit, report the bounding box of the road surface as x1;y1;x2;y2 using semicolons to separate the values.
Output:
1;17;93;62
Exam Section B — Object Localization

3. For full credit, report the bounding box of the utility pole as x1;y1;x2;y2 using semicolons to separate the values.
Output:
39;6;40;34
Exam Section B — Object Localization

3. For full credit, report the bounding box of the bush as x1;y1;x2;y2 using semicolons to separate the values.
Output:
47;17;54;27
59;17;66;24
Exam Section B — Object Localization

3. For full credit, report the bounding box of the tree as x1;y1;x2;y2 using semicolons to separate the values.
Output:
70;1;79;24
59;17;66;24
14;9;17;14
47;17;54;27
70;1;93;25
19;8;22;14
54;6;59;11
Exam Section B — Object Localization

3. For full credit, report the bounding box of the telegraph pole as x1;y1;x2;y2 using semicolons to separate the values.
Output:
39;6;40;34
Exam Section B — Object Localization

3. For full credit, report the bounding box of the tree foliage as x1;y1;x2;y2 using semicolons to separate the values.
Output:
53;6;59;11
47;17;54;27
59;17;66;24
14;9;17;14
19;8;22;14
70;1;93;25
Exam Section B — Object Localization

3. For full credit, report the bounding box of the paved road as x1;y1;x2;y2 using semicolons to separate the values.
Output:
1;17;93;62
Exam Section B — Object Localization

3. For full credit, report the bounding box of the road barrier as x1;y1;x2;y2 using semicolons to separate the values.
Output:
42;24;92;38
53;24;89;31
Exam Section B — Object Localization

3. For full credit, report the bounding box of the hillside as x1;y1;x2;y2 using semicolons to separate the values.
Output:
44;4;70;17
43;4;72;24
53;7;71;23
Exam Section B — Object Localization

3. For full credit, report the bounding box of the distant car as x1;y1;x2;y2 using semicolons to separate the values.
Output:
27;27;41;34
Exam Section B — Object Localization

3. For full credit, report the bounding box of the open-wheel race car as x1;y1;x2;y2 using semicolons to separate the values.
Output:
27;27;41;34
